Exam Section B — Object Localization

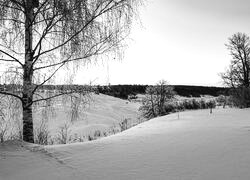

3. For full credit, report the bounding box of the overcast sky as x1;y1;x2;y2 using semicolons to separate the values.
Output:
74;0;250;86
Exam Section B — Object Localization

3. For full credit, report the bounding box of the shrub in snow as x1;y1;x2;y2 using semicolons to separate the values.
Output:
34;123;49;145
140;93;218;120
88;135;94;141
180;98;216;111
207;100;216;108
200;99;207;109
182;99;194;110
229;87;250;108
94;130;102;138
175;101;185;111
216;95;228;108
34;104;52;145
191;99;200;109
56;123;71;144
163;101;178;114
119;118;130;131
70;133;85;143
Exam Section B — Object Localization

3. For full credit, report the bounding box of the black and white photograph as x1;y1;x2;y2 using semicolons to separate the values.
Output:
1;0;250;179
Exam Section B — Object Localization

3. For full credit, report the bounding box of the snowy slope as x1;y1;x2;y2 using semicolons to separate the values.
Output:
34;93;141;138
69;93;141;135
1;108;250;180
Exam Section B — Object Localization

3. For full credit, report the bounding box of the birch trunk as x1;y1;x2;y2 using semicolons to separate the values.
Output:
22;0;34;143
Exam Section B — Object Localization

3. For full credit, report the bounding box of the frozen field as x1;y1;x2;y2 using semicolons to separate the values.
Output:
1;108;250;180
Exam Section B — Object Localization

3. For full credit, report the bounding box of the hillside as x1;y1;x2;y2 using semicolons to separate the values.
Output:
1;108;250;180
33;93;141;141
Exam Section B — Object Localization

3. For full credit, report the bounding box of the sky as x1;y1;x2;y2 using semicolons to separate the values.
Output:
74;0;250;86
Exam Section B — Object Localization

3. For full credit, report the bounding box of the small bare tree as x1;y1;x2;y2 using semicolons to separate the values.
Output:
140;86;157;118
139;80;176;119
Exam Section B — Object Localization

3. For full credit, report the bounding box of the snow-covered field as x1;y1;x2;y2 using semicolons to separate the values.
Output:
1;108;250;180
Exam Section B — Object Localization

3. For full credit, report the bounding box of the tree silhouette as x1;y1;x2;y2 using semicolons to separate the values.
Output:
221;32;250;88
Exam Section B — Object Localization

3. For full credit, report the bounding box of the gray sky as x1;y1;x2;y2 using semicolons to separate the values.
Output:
75;0;250;86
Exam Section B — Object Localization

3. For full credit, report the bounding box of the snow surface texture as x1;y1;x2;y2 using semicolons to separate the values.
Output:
1;108;250;180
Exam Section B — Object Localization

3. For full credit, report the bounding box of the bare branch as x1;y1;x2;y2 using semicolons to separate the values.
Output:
0;49;23;66
0;91;22;102
32;62;65;95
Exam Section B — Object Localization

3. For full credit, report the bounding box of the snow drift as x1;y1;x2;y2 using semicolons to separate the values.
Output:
1;108;250;180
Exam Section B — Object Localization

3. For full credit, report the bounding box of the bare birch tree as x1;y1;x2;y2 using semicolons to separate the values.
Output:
0;0;143;143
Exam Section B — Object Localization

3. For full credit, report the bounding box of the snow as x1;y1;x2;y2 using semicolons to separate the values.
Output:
34;93;141;139
68;93;141;136
1;108;250;180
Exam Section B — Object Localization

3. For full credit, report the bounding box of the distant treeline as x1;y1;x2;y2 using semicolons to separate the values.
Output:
96;85;147;99
0;84;229;99
173;85;229;97
97;85;229;99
